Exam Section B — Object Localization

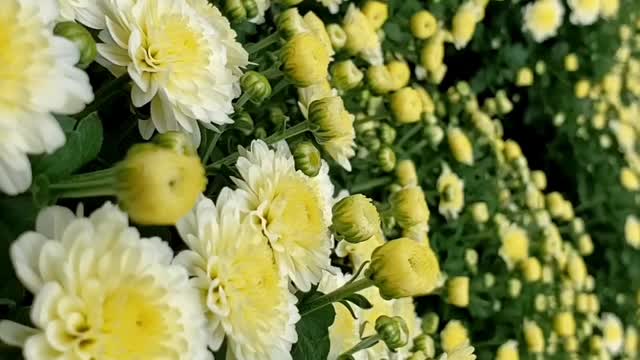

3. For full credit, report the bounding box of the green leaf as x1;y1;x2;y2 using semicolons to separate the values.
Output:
343;293;373;310
32;112;104;181
291;291;336;360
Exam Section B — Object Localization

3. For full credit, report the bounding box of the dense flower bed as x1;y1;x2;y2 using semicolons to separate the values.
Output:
0;0;638;359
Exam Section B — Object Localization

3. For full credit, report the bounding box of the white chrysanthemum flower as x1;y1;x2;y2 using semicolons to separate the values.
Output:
0;0;93;195
437;163;465;220
601;313;624;355
234;140;334;291
568;0;600;25
438;344;477;360
343;4;383;65
522;0;565;42
318;270;364;360
0;203;210;360
57;0;99;23
175;193;300;360
87;0;248;145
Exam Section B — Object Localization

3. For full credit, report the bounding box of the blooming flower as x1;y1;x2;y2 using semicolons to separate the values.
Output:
234;140;334;291
499;223;529;269
342;4;383;65
440;320;470;353
175;193;300;359
87;0;248;145
57;0;100;23
0;0;93;195
437;164;465;220
318;270;364;360
523;0;565;42
568;0;600;25
601;313;624;355
0;203;210;360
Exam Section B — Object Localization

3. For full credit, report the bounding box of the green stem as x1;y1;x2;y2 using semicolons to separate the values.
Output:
338;335;381;358
350;177;392;193
354;114;389;125
76;75;131;118
299;278;374;317
205;121;311;174
235;92;252;109
49;168;119;199
396;124;423;148
246;32;281;54
270;78;290;98
262;67;283;79
202;128;225;165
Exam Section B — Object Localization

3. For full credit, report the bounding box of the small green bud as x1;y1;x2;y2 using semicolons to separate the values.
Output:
412;334;435;358
331;60;364;91
241;71;272;104
293;141;322;177
378;146;396;173
224;0;247;22
241;0;258;18
269;106;289;128
484;273;496;288
378;123;397;144
326;24;347;50
254;127;267;139
375;315;409;350
424;125;444;147
277;8;306;39
53;22;97;69
233;111;254;135
421;312;439;335
332;194;381;243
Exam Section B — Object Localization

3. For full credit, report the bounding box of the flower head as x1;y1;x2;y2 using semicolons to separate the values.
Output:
343;4;383;65
499;224;529;269
0;0;93;195
90;0;248;145
437;164;465;220
176;194;300;359
523;0;564;42
496;340;519;360
0;203;210;360
234;140;334;291
390;185;430;229
523;320;545;353
452;1;482;49
568;0;600;25
440;320;469;353
309;96;356;171
601;313;624;355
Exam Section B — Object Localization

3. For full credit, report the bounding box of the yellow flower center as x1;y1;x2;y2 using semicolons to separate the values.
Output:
266;175;326;253
97;285;176;359
532;1;559;30
0;1;47;112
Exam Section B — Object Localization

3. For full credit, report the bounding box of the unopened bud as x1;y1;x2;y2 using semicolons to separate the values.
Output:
54;22;97;69
332;194;381;243
293;141;322;177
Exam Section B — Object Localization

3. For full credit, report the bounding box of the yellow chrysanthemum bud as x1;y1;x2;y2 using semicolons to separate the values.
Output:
117;134;206;225
378;146;397;172
282;33;330;87
531;170;547;190
326;23;347;50
447;127;474;165
293;141;322;177
303;12;334;56
620;167;640;191
575;79;590;98
503;140;523;161
496;90;513;114
521;257;542;282
430;64;448;84
567;253;587;288
523;320;544;353
564;336;578;353
590;335;604;353
440;320;469;353
465;248;478;269
416;87;435;114
413;334;436;358
366;238;441;299
624;326;638;357
421;312;439;335
496;340;519;360
54;22;97;69
367;65;395;94
333;194;381;244
421;35;445;73
625;215;640;249
470;202;489;224
332;60;364;91
343;4;381;63
308;95;356;169
396;160;418;186
387;61;411;90
277;8;306;39
564;53;579;72
240;71;272;104
587;294;599;313
411;10;438;39
554;311;576;337
391;87;424;123
575;293;589;313
499;224;529;269
390;186;430;229
362;1;388;29
375;315;409;350
452;1;481;49
448;276;470;308
578;234;594;255
508;278;522;298
516;67;534;87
